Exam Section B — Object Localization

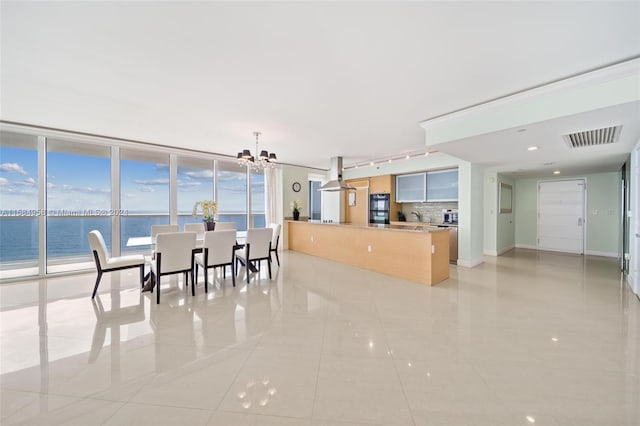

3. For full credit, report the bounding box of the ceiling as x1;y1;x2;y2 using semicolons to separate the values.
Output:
1;1;640;174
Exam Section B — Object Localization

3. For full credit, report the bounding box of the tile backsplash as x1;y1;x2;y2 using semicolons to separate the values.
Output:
399;202;458;223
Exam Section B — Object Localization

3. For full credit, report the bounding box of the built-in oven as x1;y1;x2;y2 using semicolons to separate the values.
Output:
369;194;390;224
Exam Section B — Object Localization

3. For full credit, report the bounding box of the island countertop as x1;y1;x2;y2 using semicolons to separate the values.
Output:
288;220;451;233
287;220;450;286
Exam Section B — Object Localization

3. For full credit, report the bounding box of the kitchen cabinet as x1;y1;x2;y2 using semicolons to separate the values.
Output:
395;173;427;202
395;169;458;203
426;169;458;202
369;175;393;194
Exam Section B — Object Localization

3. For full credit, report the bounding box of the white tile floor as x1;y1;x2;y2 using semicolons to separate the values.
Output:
1;249;639;425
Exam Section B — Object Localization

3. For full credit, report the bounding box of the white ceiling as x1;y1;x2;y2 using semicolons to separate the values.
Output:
2;1;640;174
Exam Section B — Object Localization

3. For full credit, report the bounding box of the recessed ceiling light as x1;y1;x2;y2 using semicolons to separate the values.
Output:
354;164;358;169
527;146;538;151
370;161;374;166
517;128;527;133
405;155;410;160
424;152;430;157
553;170;561;175
388;159;392;164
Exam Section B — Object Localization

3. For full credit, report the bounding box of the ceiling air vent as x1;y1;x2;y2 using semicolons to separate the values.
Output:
563;125;622;149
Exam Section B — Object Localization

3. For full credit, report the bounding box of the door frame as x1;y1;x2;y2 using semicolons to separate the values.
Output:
536;178;587;255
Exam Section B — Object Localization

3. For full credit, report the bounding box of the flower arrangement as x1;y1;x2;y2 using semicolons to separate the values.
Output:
290;199;302;214
192;200;217;223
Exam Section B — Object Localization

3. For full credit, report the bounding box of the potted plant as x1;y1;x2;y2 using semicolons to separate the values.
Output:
290;199;302;221
192;200;218;230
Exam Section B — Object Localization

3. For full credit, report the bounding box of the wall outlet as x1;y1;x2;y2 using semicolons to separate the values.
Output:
311;235;314;242
367;245;372;253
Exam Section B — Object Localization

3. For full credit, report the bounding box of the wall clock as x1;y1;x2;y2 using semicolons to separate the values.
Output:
292;181;301;192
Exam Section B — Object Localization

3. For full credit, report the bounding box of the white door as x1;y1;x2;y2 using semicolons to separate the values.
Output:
632;147;640;297
538;179;585;254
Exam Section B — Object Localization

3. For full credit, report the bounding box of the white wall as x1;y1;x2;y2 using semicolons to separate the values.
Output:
629;139;640;296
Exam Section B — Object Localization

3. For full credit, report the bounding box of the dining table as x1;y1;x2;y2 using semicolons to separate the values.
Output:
126;231;256;272
126;231;247;248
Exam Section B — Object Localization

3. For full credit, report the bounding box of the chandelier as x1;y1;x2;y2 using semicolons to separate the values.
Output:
237;131;278;170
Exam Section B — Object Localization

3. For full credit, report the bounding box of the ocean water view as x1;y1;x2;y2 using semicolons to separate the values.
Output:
0;213;264;265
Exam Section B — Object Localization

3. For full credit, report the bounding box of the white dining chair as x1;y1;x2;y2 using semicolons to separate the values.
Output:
151;231;197;303
88;230;146;299
269;223;282;266
149;224;179;259
151;224;179;237
184;223;204;233
194;230;237;291
235;228;273;283
214;222;237;231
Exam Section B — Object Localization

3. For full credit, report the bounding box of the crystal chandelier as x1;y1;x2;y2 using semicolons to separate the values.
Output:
237;131;278;170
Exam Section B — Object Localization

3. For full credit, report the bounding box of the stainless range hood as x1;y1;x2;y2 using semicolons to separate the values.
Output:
319;157;357;191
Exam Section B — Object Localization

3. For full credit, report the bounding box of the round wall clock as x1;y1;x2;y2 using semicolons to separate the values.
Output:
292;181;301;192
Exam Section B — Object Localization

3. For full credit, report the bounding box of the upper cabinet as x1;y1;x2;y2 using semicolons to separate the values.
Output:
395;169;458;203
395;173;427;202
426;169;458;202
369;175;393;194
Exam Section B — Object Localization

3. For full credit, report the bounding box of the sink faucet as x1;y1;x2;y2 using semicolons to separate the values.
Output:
410;211;422;222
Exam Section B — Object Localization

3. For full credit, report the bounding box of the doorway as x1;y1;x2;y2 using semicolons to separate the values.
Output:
537;179;586;254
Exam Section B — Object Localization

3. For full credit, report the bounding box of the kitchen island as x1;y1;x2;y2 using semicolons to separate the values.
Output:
287;221;450;286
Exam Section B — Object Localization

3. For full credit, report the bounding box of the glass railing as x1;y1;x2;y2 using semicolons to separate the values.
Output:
0;216;39;278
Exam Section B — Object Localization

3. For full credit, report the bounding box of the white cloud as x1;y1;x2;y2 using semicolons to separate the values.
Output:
133;178;169;185
0;177;8;186
0;163;27;175
139;186;155;192
14;177;36;186
47;182;56;189
177;181;201;187
183;170;214;179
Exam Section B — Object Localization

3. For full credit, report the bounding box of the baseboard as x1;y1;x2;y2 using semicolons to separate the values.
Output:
457;258;484;268
585;250;618;258
484;250;498;256
515;244;537;250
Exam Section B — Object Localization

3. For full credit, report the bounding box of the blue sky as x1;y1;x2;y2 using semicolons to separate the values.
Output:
0;147;264;213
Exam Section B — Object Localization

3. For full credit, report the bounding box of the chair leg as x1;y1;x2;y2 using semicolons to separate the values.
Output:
156;276;161;304
204;265;209;293
267;258;272;279
92;270;103;299
231;262;236;287
139;265;145;287
275;250;280;266
223;266;226;279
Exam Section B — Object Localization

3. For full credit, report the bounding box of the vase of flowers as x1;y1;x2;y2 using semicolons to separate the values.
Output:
192;200;218;231
290;199;302;221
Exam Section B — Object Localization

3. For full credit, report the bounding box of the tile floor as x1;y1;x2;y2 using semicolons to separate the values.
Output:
1;249;638;425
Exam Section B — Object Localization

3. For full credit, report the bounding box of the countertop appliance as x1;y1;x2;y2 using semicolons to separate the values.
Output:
442;209;458;224
369;194;390;224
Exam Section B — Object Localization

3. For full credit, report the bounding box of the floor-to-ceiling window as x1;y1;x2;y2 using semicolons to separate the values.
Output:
0;127;278;279
0;132;39;278
217;160;248;230
176;156;214;230
46;139;111;273
251;169;265;227
120;149;170;253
